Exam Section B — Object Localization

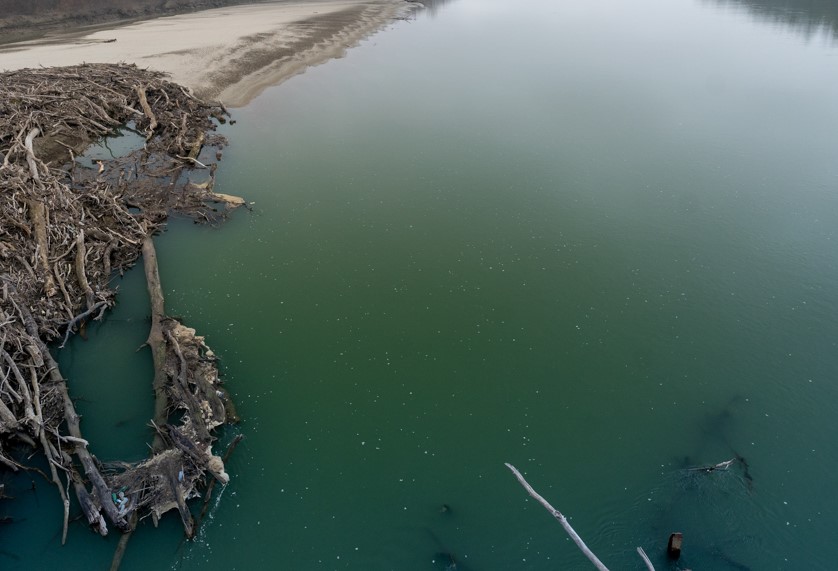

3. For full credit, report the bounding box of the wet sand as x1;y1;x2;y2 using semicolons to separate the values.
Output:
0;0;416;107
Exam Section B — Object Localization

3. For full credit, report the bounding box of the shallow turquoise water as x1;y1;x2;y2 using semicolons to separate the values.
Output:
3;0;838;569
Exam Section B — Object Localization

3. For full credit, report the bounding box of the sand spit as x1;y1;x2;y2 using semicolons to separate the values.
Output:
0;0;417;107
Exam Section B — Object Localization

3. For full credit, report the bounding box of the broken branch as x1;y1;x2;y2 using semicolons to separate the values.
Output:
504;463;611;571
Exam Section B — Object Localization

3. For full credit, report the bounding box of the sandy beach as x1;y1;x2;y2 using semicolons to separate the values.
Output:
0;0;415;107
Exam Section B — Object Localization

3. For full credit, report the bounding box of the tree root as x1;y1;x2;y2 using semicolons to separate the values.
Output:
0;63;244;551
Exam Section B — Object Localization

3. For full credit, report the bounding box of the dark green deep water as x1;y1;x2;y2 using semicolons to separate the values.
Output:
3;0;838;568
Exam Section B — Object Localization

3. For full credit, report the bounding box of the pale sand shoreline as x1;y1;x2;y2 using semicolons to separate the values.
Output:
0;0;417;107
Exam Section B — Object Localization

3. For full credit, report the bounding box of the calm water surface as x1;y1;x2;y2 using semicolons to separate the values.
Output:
3;0;838;569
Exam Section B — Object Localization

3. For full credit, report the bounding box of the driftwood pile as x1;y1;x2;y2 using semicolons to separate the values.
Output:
0;63;242;546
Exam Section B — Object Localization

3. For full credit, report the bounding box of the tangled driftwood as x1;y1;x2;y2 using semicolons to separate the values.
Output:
0;63;242;547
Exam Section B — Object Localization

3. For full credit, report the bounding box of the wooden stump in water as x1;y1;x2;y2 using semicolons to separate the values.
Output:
667;532;683;559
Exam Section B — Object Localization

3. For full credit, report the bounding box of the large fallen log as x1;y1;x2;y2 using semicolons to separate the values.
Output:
14;286;129;534
105;235;237;568
142;237;170;453
0;63;243;552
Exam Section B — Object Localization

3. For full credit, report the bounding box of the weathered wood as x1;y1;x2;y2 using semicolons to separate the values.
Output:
24;128;58;298
195;434;243;531
1;351;35;426
74;482;107;536
188;132;205;159
102;236;235;546
505;464;662;570
637;546;656;571
175;155;208;169
0;399;17;428
24;128;42;184
165;330;211;444
505;463;611;571
134;84;158;138
74;230;96;310
142;237;170;454
38;428;71;543
29;199;56;298
667;532;683;559
0;452;19;472
1;63;237;548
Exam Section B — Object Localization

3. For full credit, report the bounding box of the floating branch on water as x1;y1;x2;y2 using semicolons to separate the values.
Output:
504;463;609;570
504;463;656;571
686;458;736;473
637;546;655;571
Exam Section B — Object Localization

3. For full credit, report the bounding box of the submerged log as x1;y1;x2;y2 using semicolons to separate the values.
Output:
24;129;57;298
209;192;246;206
134;84;158;138
74;231;96;311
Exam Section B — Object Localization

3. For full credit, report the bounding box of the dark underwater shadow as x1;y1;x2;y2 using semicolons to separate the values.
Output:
408;0;459;19
700;0;838;40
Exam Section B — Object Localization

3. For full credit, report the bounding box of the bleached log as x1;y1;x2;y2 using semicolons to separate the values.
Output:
0;399;17;428
505;463;611;571
2;63;240;550
15;295;127;534
59;300;109;348
505;463;658;570
24;128;58;297
142;237;169;453
188;132;205;160
637;547;655;571
24;128;42;183
75;230;96;310
209;192;246;206
134;85;158;138
58;435;90;447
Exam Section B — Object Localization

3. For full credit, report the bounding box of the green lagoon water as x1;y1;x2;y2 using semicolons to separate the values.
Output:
3;0;838;568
